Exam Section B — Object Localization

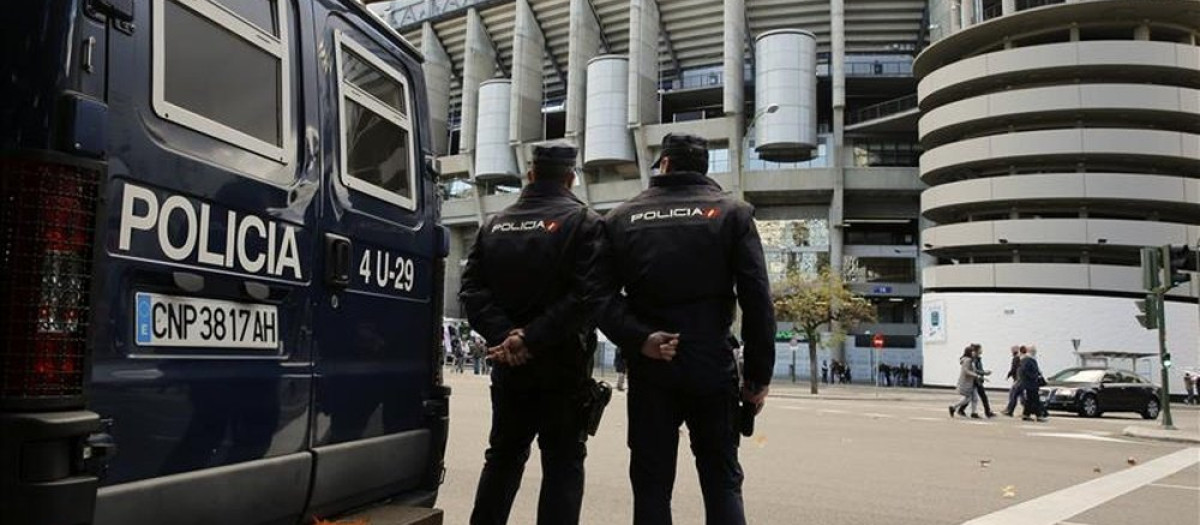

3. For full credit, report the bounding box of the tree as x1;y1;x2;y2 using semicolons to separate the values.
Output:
772;268;876;394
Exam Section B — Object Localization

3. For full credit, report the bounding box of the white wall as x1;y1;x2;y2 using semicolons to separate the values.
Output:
922;292;1200;394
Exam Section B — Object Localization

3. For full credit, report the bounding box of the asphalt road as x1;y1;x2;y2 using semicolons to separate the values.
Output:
434;372;1199;525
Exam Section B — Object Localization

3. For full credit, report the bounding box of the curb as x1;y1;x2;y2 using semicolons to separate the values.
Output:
771;393;916;402
1122;426;1200;444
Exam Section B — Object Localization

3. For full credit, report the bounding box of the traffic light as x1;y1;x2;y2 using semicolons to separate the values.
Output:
1164;245;1195;288
1163;352;1172;368
1140;247;1161;291
1135;295;1158;330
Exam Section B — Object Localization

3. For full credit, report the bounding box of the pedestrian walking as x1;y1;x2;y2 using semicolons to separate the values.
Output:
1183;371;1196;405
1001;346;1024;416
459;144;611;525
949;346;981;418
600;133;775;525
1019;345;1048;422
453;337;465;374
971;344;996;417
472;337;485;375
821;360;829;384
614;351;627;392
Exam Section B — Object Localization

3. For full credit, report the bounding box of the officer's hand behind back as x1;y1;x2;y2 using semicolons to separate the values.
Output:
641;332;680;361
742;385;769;414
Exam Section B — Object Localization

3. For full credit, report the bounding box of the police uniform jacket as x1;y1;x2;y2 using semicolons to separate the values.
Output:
459;181;609;390
601;171;776;390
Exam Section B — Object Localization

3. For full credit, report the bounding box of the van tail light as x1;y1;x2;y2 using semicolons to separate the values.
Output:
0;155;100;410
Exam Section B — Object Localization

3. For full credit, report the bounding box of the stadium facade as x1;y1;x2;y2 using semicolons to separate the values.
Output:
916;0;1199;388
367;0;1199;385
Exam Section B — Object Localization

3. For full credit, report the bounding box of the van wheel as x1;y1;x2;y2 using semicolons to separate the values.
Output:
1078;394;1101;418
1141;397;1160;420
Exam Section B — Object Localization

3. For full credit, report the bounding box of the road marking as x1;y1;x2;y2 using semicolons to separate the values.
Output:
961;447;1200;525
863;412;896;419
1026;432;1135;444
910;417;943;422
1148;483;1200;492
778;406;808;411
818;409;848;414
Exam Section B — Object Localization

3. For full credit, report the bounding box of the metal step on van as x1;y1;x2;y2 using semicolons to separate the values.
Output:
0;0;450;523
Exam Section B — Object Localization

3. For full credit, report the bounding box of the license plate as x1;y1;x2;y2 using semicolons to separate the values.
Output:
134;292;279;349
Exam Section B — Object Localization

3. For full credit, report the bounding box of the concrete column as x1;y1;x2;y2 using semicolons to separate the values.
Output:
510;0;545;148
461;9;497;154
723;0;746;116
443;226;469;317
1135;24;1151;40
628;0;660;127
1070;23;1080;42
961;0;976;28
830;0;847;362
566;0;601;162
421;23;452;156
730;118;744;199
632;126;652;189
724;0;746;198
1002;0;1015;16
830;0;846;276
949;0;963;35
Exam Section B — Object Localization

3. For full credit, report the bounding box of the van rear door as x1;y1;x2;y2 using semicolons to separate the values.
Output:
304;6;443;516
89;0;318;523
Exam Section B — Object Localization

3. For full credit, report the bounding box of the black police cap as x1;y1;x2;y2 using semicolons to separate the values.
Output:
651;132;708;169
531;143;578;168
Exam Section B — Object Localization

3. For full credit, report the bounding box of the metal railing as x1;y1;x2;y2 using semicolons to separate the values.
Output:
1016;0;1066;11
388;0;504;30
847;94;918;125
981;1;1003;21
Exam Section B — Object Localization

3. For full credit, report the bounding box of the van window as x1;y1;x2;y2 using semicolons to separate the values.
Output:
212;0;278;35
336;32;417;211
153;0;291;162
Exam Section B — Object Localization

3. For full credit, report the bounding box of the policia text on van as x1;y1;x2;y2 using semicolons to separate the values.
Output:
0;1;450;524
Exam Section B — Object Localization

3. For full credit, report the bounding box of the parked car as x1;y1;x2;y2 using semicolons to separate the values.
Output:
1040;368;1162;419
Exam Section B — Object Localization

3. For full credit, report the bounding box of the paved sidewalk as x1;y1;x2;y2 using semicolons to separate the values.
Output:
766;382;949;401
1123;425;1200;444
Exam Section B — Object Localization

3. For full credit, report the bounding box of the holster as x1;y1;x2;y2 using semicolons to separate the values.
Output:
579;379;612;437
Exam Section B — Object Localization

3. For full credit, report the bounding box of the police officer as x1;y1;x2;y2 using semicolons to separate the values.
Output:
459;144;609;525
601;133;775;525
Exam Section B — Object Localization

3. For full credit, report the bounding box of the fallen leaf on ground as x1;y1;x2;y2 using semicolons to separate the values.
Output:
1001;485;1016;499
1093;467;1102;473
979;459;992;468
753;435;768;448
1127;457;1138;466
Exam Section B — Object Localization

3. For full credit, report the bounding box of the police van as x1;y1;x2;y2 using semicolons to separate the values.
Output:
0;0;449;523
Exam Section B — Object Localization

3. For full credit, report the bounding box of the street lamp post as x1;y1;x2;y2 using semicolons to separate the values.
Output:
739;103;780;194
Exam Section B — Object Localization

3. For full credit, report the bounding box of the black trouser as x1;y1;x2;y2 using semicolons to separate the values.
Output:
470;383;587;525
1022;386;1044;418
973;382;993;415
628;377;745;525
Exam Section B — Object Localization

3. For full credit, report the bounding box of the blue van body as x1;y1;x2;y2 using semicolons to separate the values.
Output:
0;1;449;524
